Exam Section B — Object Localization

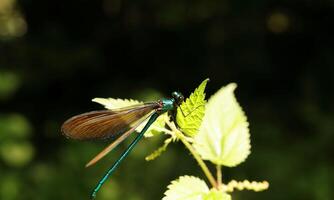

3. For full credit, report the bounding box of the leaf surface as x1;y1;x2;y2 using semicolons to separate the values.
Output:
193;83;251;166
176;79;209;137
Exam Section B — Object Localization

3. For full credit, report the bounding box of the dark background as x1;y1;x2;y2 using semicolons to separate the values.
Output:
1;0;333;199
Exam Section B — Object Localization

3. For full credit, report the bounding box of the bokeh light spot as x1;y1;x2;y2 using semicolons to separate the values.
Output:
0;0;15;13
267;12;290;34
0;141;35;167
0;113;32;139
0;71;20;100
0;0;27;39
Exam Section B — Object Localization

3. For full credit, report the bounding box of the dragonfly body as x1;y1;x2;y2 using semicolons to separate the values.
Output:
61;92;184;199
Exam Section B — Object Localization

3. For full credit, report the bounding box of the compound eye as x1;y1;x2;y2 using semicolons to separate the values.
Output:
171;91;178;98
171;91;184;105
177;95;184;105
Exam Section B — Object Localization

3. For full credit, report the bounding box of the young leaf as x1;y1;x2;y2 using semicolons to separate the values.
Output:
92;98;169;137
145;137;173;161
203;189;231;200
162;176;209;200
193;83;251;167
176;79;209;137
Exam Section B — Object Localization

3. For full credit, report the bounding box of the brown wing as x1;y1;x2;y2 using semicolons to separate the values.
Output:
61;103;158;140
85;112;154;167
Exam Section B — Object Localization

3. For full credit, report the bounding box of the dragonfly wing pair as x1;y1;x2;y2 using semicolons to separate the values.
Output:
61;102;159;166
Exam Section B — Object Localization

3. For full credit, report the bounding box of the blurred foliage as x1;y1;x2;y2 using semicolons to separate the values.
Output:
0;71;20;100
0;0;27;39
0;0;334;199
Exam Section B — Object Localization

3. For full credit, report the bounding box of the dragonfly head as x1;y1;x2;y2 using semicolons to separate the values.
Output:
171;91;184;106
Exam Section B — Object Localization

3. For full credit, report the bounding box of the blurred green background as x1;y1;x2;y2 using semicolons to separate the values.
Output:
1;0;333;199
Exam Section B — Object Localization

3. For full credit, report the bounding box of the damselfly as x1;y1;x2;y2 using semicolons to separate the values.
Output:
61;91;184;199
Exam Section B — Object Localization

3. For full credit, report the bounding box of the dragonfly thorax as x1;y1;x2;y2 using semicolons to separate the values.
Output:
159;98;175;113
158;91;184;113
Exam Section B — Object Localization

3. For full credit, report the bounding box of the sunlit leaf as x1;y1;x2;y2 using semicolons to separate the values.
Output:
162;176;209;200
203;189;231;200
193;83;251;166
176;79;209;137
92;98;169;137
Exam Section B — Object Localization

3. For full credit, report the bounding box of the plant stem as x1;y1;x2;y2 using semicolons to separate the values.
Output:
153;126;175;135
217;165;222;187
165;120;217;188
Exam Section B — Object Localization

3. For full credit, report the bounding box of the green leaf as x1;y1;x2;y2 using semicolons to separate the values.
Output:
193;83;251;167
203;189;231;200
176;79;209;137
92;98;169;137
162;176;209;200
